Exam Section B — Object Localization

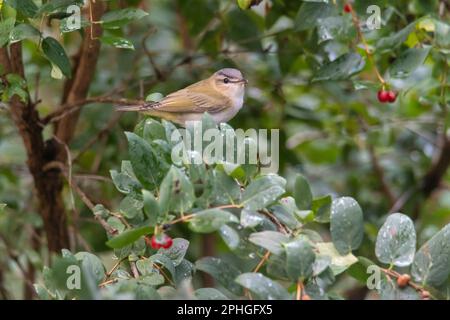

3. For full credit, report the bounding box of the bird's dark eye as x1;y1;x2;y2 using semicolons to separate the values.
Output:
223;78;230;84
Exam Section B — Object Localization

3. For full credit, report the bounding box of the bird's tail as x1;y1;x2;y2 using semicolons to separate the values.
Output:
116;102;155;112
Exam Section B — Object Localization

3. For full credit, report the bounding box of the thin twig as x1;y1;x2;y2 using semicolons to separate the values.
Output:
43;161;118;235
253;251;271;273
349;7;386;85
296;281;303;300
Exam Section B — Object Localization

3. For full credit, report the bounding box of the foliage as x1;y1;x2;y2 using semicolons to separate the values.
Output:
0;0;449;300
37;115;450;300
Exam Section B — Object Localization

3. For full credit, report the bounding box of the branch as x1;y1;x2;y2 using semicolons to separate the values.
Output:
2;44;70;252
359;118;396;206
367;144;396;206
420;56;449;197
421;136;450;196
41;97;142;125
43;161;118;235
55;0;105;144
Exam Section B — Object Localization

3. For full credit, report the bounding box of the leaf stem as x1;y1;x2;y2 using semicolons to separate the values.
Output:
349;7;386;85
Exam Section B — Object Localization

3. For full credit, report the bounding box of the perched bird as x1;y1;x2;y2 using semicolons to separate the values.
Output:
116;68;247;126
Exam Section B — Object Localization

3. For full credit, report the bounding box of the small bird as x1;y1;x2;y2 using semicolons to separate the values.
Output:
116;68;248;126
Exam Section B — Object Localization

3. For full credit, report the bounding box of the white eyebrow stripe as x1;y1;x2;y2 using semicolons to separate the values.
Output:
217;72;239;79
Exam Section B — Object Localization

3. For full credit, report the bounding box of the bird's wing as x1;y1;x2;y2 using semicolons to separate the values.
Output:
149;81;230;114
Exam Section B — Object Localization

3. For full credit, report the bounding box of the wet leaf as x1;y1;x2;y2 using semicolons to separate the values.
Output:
375;213;416;267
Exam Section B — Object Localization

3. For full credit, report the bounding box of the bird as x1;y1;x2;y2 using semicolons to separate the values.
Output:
116;68;248;126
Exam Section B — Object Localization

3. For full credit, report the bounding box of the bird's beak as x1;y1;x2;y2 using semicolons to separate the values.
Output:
240;78;248;85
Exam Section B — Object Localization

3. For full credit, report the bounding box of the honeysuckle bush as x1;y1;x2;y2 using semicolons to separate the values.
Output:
36;115;450;300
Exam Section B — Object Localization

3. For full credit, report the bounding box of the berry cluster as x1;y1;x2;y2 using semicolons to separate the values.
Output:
343;3;352;13
145;233;173;249
377;89;397;103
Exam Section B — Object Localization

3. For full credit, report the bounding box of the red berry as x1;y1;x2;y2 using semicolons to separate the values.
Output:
150;235;161;249
377;90;389;103
160;234;173;249
397;274;411;288
344;3;352;13
387;90;397;103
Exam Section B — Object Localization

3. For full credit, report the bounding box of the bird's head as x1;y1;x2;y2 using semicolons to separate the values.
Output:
210;68;247;98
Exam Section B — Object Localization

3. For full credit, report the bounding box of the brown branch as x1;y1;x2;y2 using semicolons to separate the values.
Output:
55;0;105;144
253;251;271;273
367;144;396;206
296;281;302;301
43;161;118;235
359;118;396;207
2;44;70;252
41;97;142;125
421;136;450;196
130;261;140;279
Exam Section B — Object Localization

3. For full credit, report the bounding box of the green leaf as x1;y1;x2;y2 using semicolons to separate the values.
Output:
237;0;252;10
330;197;364;255
38;0;84;14
225;9;262;51
195;288;229;300
293;174;313;210
210;169;241;205
294;2;336;31
145;92;164;103
241;174;286;210
284;238;315;281
347;256;377;284
240;208;265;228
188;209;238;233
195;257;242;295
101;8;148;29
174;259;194;285
316;242;358;275
157;238;189;267
125;132;169;191
119;195;143;219
218;225;240;250
376;22;416;51
388;47;431;78
9;24;40;43
142;190;160;225
141;273;165;286
0;18;16;47
149;254;176;280
136;259;154;276
158;166;195;214
312;195;332;223
235;273;290;300
312;52;365;82
74;252;105;284
110;169;142;195
5;0;38;17
249;231;289;255
100;36;134;50
375;213;416;267
435;21;450;48
106;225;153;249
270;198;302;229
41;37;72;78
411;223;450;287
317;16;354;44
